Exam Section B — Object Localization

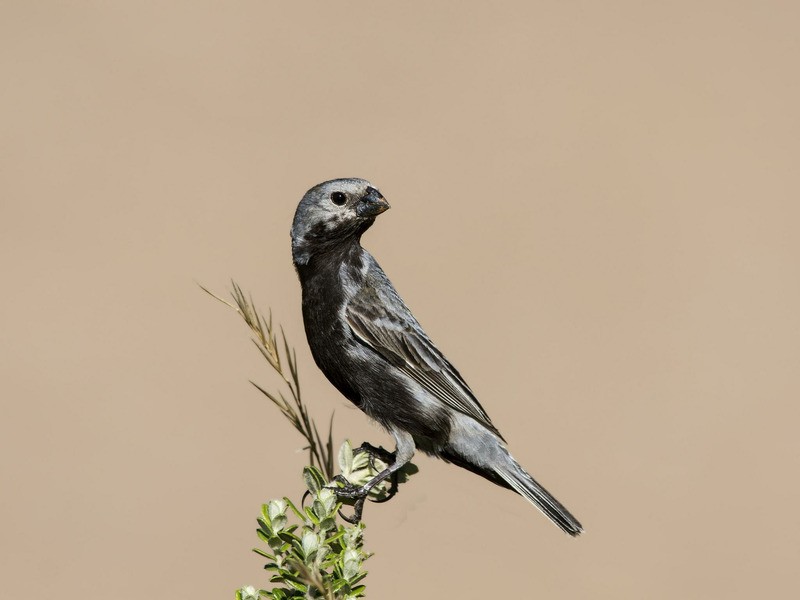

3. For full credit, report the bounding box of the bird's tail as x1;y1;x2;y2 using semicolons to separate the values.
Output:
496;457;583;536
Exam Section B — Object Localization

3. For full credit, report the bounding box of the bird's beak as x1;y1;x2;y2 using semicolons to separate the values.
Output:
356;187;391;218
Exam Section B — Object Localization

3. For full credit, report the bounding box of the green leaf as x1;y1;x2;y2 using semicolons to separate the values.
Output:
317;488;337;514
267;535;284;551
312;498;327;519
271;514;288;532
283;497;305;521
301;530;320;557
342;548;362;580
303;466;325;494
267;499;288;520
338;440;354;474
319;516;337;532
283;579;308;593
324;529;345;545
315;545;331;564
349;571;367;585
304;506;320;526
277;531;300;548
238;587;260;600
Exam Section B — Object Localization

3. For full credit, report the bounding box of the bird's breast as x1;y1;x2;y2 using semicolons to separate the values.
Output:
298;257;365;404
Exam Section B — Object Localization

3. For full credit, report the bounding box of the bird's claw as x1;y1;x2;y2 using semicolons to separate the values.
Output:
327;477;368;523
353;442;398;504
352;443;400;503
329;476;369;499
337;498;366;524
328;442;402;522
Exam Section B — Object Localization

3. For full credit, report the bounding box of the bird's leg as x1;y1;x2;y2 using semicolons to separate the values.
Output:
335;429;415;523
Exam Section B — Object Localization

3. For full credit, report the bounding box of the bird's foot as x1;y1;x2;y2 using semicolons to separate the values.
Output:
339;498;366;524
353;443;399;504
329;442;401;523
328;476;369;523
330;475;370;500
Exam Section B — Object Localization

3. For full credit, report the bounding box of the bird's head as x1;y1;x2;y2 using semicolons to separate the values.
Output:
291;178;390;266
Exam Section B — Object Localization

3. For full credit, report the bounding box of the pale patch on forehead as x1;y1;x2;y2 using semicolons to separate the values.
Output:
320;179;369;199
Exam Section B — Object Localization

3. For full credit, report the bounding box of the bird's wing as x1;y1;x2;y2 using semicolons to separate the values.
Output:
346;280;503;439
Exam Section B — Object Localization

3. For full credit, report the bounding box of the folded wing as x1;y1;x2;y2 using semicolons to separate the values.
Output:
346;281;503;440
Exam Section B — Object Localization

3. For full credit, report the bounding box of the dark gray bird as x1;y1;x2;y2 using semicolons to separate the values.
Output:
291;178;582;536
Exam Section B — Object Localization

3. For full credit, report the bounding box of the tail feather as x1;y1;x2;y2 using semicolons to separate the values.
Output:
439;448;583;537
497;459;583;537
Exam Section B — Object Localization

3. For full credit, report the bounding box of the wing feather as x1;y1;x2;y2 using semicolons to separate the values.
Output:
346;286;503;439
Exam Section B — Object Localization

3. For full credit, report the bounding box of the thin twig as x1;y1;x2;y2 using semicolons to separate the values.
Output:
200;281;336;479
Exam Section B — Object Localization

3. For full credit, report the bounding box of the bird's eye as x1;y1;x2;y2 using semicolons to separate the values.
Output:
330;191;347;206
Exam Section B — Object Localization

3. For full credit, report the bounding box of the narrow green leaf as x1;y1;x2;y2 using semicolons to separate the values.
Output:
338;439;354;473
349;571;368;585
250;381;281;406
304;506;320;526
284;497;305;521
303;466;325;494
283;579;307;593
319;516;337;532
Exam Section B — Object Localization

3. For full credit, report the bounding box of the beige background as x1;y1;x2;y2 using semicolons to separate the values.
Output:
2;2;799;598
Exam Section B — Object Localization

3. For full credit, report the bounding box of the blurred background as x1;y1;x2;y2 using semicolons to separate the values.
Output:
2;1;799;598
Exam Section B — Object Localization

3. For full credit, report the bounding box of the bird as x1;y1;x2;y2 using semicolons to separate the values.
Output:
290;177;583;536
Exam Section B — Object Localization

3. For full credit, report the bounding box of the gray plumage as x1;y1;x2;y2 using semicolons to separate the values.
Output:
291;178;582;536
